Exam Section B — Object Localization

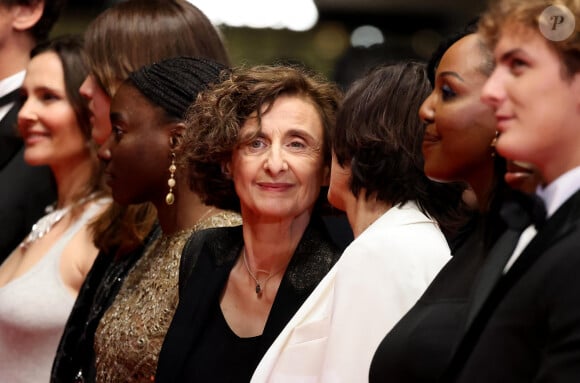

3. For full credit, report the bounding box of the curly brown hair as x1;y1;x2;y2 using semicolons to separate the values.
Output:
181;64;342;212
479;0;580;77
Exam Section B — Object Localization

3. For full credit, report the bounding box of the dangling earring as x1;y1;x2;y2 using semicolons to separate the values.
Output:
166;152;177;205
490;131;499;157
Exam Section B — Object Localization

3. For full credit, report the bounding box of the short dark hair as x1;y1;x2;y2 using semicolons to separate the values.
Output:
181;64;342;212
1;0;65;42
333;61;466;234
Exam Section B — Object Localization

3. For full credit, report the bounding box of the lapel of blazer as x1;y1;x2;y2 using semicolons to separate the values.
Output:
0;104;22;169
258;215;341;357
156;226;243;383
463;228;520;330
444;189;580;381
504;189;580;283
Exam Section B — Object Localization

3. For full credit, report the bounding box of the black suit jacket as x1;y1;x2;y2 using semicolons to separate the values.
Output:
446;189;580;382
0;102;56;261
156;216;341;382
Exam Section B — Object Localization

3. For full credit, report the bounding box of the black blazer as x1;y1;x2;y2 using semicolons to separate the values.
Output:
0;103;56;261
446;189;580;382
156;216;341;382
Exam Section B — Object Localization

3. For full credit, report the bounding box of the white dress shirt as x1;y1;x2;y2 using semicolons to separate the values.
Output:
504;166;580;272
0;71;25;122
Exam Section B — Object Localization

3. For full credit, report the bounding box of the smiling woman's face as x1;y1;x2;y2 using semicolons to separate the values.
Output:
18;52;88;168
229;94;327;222
419;34;497;186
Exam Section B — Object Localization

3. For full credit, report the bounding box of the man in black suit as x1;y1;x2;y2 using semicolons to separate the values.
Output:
0;0;63;261
444;0;580;381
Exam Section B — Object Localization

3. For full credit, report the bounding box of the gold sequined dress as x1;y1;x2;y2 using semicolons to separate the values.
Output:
94;211;241;382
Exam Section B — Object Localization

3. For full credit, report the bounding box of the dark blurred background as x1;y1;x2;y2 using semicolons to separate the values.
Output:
54;0;488;86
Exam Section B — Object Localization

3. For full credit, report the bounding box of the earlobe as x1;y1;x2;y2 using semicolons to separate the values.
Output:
222;162;232;178
169;122;186;149
12;2;44;32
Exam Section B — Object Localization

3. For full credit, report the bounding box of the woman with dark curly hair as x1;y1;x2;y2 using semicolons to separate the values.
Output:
251;61;466;382
155;65;343;382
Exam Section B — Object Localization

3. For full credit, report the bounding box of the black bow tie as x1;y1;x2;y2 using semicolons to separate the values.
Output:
0;88;20;107
500;191;547;231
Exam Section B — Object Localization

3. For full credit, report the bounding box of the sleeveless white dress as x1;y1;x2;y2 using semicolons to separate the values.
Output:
0;198;109;383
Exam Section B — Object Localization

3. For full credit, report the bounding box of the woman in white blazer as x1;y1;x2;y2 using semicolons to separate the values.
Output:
251;61;468;382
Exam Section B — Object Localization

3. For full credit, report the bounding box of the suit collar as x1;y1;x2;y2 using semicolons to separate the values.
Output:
373;201;437;228
0;104;23;169
515;188;580;268
537;166;580;218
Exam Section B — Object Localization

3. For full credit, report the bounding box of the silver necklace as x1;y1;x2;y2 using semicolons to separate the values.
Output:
19;194;97;252
19;204;72;252
241;248;284;296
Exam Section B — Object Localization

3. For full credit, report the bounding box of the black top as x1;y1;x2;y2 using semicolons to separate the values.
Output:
180;301;262;382
369;213;503;382
156;216;342;383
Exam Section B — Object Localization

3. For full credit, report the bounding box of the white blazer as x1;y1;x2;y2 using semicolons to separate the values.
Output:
251;202;451;383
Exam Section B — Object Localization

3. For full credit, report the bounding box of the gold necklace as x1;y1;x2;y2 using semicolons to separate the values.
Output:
192;207;215;231
241;248;285;296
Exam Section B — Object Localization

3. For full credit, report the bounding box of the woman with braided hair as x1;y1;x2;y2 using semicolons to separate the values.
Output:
51;2;232;382
92;56;241;382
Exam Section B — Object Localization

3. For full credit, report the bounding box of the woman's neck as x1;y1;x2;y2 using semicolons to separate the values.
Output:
462;157;497;213
241;209;311;273
155;185;216;235
51;153;94;209
345;194;391;238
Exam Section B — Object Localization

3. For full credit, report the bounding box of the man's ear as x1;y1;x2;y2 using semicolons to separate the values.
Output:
12;1;44;32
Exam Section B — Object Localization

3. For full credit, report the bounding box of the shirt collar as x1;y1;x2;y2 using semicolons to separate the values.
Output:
536;166;580;218
0;70;25;97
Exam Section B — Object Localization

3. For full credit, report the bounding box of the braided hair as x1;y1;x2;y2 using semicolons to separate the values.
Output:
128;56;228;120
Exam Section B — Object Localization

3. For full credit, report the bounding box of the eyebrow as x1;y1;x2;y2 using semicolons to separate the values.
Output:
286;128;318;141
239;128;319;142
498;48;523;63
438;71;464;82
29;85;64;95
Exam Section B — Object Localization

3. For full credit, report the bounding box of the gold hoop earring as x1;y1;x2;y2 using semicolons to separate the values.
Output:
165;152;177;205
490;131;499;157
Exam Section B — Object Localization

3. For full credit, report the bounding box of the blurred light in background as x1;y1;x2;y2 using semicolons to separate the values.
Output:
411;29;441;59
350;25;384;47
187;0;319;31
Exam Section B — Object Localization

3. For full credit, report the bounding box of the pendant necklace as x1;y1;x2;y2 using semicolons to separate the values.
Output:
242;248;285;296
